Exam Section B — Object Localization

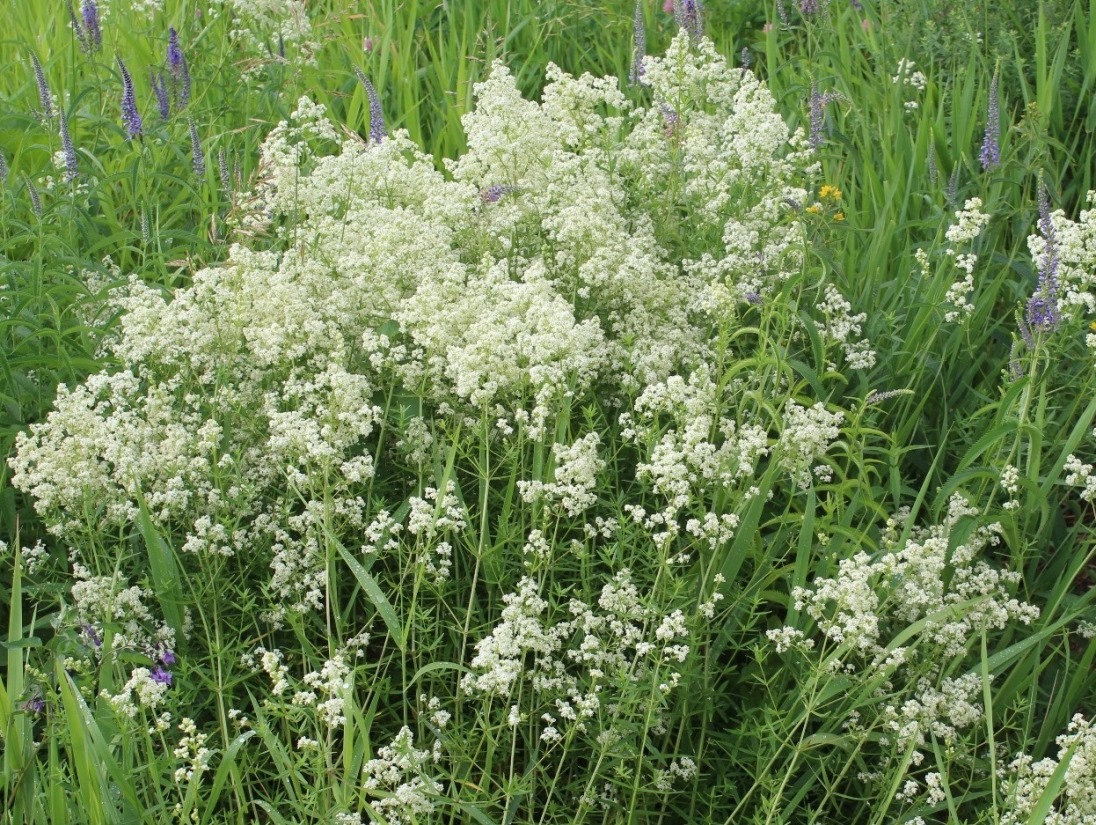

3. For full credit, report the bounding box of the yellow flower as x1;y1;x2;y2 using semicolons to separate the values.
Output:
806;203;823;215
833;211;845;222
820;184;842;202
1089;320;1096;332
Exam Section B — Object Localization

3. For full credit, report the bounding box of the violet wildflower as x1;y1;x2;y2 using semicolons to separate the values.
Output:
67;2;90;53
82;623;102;648
479;184;516;204
31;53;53;120
23;174;42;216
168;28;190;110
117;57;143;139
675;0;704;40
151;71;169;120
800;0;822;14
629;0;646;86
82;0;102;52
189;118;205;179
150;666;173;686
744;291;762;305
22;693;45;715
979;69;1000;171
59;108;78;182
159;648;177;667
1026;179;1060;333
354;68;386;145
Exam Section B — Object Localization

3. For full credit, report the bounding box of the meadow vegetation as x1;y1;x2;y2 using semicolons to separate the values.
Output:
1;1;1095;823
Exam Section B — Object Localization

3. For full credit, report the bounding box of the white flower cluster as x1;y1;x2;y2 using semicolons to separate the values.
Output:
173;717;213;784
1020;190;1096;329
207;0;316;71
789;494;1038;659
463;570;691;741
892;59;927;110
361;727;444;825
519;433;605;517
943;198;990;323
815;284;877;369
1002;714;1096;825
10;34;818;622
1064;452;1096;503
778;400;844;488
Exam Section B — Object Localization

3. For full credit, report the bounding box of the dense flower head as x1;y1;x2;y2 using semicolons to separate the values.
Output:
82;0;102;52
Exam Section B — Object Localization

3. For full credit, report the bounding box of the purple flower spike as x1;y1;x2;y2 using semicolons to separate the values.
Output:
479;184;517;204
151;71;169;120
1026;178;1060;333
354;68;386;145
150;666;173;686
67;2;90;53
168;29;190;110
629;0;646;86
82;0;102;52
168;28;183;75
675;0;704;40
117;57;143;139
980;69;1000;172
31;53;53;120
799;0;822;13
60;108;78;182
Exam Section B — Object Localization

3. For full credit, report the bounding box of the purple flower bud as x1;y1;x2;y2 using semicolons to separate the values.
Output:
31;53;53;120
629;0;646;86
60;108;78;182
117;57;143;140
354;68;386;145
979;69;1000;172
82;0;102;52
22;694;46;715
151;72;169;120
799;0;822;14
150;666;173;686
744;291;762;305
159;648;177;666
188;119;204;179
